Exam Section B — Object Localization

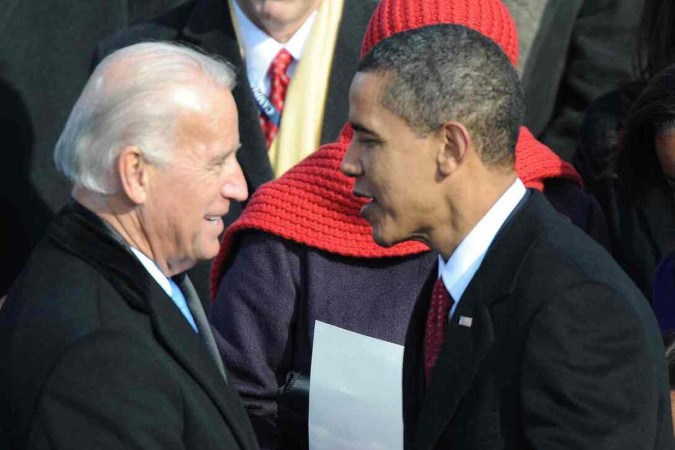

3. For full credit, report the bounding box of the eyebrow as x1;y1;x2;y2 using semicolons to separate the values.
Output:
350;121;378;137
210;143;241;165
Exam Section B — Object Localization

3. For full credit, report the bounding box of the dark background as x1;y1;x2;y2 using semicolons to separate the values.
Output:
0;0;189;295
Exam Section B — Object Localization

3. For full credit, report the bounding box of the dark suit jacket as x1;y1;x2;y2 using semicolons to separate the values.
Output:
522;0;643;161
0;202;259;449
403;190;673;449
94;0;377;301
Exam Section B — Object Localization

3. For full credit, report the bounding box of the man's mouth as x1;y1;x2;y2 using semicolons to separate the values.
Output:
353;190;374;201
204;215;221;223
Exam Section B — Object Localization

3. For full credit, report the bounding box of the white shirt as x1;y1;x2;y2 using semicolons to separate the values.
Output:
233;0;317;96
129;247;198;332
438;178;527;319
130;247;172;296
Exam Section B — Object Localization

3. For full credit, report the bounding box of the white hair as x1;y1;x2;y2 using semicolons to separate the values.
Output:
54;42;236;194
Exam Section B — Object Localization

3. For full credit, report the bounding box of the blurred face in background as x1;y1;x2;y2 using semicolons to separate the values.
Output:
236;0;322;42
655;129;675;178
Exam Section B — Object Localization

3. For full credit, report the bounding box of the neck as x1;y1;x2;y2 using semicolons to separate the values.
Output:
73;186;171;276
433;169;517;260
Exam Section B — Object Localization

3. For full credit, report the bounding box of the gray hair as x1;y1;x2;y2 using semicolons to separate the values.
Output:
358;24;524;167
54;42;236;194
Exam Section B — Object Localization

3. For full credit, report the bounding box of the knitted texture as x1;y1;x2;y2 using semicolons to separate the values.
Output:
210;0;582;298
361;0;518;66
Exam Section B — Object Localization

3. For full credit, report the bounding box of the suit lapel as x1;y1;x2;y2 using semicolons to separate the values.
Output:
320;0;377;143
403;267;437;445
175;274;228;379
521;0;583;135
144;283;254;448
414;274;497;450
411;191;545;449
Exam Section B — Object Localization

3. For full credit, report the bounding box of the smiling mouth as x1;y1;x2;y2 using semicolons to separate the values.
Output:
204;215;221;222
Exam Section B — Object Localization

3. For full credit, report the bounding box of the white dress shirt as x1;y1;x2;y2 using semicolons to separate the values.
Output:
129;247;198;332
233;0;317;96
438;178;527;319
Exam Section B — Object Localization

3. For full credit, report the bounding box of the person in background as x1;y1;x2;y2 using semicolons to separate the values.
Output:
341;21;672;449
508;0;643;161
0;42;257;450
588;63;675;298
575;0;675;185
209;0;609;448
95;0;377;302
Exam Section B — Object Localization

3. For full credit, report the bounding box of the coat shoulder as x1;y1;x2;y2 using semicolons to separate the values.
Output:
93;1;197;66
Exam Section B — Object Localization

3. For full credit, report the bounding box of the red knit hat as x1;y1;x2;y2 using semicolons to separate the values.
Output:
360;0;519;66
210;0;582;298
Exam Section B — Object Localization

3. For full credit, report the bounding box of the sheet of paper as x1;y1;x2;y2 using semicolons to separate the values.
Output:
308;321;404;450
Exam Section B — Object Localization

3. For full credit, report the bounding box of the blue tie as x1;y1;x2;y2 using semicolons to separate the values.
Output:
167;278;199;333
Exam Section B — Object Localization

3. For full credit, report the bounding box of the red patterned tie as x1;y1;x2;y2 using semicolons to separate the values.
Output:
260;48;294;148
423;278;455;384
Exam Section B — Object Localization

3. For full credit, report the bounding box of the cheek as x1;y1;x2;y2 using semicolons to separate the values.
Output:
656;133;675;176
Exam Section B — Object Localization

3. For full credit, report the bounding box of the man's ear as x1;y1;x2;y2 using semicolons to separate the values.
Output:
118;146;149;205
437;121;472;176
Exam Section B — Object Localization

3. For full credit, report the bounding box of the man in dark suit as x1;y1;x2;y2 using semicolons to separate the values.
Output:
341;24;673;449
0;42;258;449
95;0;377;302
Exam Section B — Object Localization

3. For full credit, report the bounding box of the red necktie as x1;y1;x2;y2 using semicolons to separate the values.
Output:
260;48;293;148
423;278;455;384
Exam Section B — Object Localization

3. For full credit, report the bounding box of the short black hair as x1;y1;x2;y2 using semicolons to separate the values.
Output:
358;24;524;167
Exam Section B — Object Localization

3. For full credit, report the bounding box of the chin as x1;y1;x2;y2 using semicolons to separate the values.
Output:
372;236;394;248
371;226;397;248
373;225;428;249
195;241;221;262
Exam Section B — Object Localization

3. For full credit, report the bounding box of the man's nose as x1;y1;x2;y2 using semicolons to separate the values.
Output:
222;164;249;202
340;144;362;178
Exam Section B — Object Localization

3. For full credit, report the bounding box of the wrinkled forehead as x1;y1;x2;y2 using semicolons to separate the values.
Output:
360;0;519;68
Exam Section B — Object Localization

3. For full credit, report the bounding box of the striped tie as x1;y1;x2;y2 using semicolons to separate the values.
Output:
260;48;293;147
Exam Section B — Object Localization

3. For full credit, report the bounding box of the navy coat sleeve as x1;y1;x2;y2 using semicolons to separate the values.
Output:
210;232;301;450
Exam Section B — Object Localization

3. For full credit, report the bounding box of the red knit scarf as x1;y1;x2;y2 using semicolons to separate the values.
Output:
210;0;583;298
210;125;581;298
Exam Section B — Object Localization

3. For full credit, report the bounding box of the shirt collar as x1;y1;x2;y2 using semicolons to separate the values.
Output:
438;178;527;302
129;247;172;297
233;0;317;88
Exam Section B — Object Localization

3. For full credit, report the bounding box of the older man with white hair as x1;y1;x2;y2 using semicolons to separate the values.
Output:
0;42;259;449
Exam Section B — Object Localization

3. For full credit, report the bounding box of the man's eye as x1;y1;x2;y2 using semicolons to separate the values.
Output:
357;137;380;147
211;157;228;171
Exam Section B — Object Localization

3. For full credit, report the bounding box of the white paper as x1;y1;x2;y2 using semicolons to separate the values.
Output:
308;321;404;450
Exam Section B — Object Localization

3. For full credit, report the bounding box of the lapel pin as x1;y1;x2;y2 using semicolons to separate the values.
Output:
459;316;473;328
